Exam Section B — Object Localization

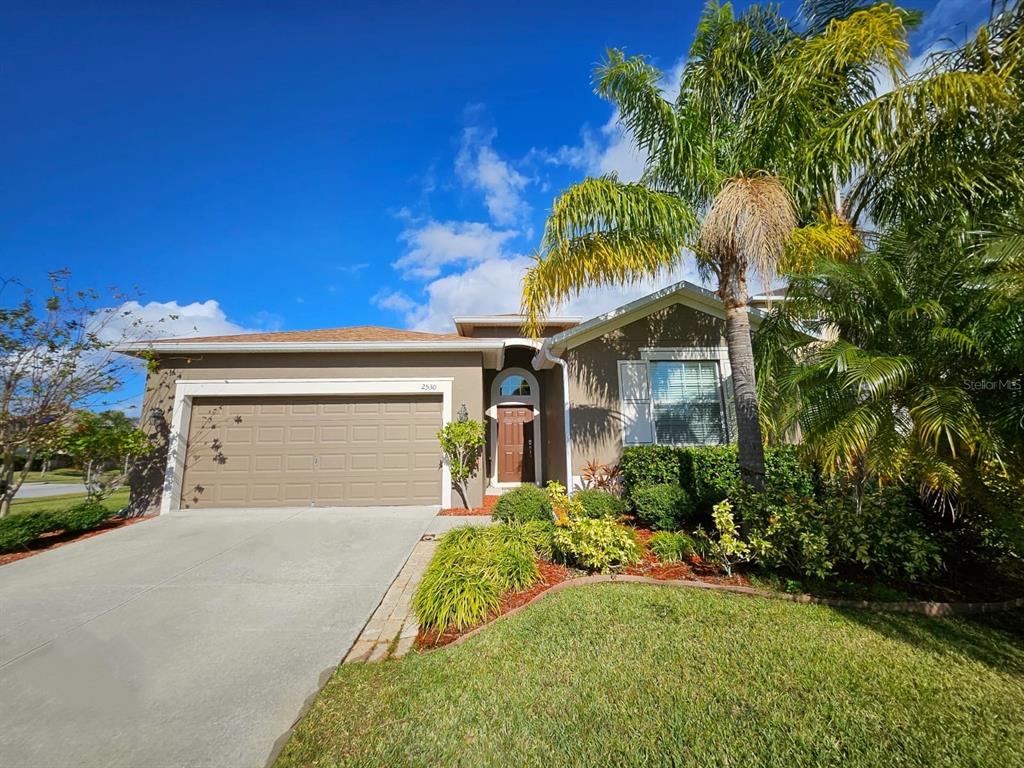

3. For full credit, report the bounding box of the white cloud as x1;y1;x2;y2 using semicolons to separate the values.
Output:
377;252;703;333
94;299;261;343
393;219;518;279
371;289;420;316
538;57;686;183
915;0;989;48
456;124;531;226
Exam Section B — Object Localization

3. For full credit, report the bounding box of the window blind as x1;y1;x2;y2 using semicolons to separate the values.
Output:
649;360;725;445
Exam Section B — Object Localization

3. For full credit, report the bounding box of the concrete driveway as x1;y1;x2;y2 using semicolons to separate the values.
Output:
0;505;444;768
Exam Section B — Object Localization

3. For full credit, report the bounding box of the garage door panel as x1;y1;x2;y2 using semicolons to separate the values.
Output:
320;425;348;442
382;425;410;442
318;454;346;471
257;426;285;443
220;456;252;473
288;426;316;442
180;395;442;508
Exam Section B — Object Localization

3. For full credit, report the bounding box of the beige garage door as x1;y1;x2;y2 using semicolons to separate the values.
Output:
179;395;442;509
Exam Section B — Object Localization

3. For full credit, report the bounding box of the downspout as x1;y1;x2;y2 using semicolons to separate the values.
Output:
538;345;573;488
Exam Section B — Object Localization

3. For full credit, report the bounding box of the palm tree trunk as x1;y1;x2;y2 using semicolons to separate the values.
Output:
723;303;767;491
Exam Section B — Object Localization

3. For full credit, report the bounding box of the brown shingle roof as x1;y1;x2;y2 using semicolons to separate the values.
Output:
155;325;466;344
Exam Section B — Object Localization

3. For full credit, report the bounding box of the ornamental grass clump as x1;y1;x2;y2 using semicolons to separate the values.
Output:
648;531;698;563
413;524;541;633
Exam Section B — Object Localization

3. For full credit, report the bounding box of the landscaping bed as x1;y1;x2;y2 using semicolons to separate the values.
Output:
0;489;139;566
0;513;152;566
278;585;1024;768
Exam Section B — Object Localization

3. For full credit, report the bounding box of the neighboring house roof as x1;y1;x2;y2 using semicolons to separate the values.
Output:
536;279;766;363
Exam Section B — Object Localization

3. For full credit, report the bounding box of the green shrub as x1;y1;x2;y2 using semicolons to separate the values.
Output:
0;502;114;553
735;485;943;581
552;517;641;572
573;489;627;519
492;485;552;524
631;484;695;531
695;500;753;577
678;446;740;508
413;524;541;633
620;445;680;492
0;511;54;553
53;501;111;534
622;445;816;510
648;531;697;562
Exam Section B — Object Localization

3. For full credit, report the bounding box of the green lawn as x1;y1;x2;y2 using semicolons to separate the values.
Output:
10;488;130;516
19;468;82;484
277;584;1024;768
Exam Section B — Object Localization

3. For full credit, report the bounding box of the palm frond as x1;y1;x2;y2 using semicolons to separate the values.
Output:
523;177;698;336
699;174;797;291
784;213;862;273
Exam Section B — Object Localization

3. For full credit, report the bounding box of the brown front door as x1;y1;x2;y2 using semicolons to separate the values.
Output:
497;405;535;483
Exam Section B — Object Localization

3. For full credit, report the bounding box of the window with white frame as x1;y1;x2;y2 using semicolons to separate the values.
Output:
649;360;726;445
617;355;728;446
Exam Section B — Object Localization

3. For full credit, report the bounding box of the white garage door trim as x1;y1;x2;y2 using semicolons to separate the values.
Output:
163;377;454;513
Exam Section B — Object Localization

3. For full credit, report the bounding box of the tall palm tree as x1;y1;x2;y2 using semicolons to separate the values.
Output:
521;1;1009;489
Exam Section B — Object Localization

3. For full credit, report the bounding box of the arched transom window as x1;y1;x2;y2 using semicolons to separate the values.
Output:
498;374;532;397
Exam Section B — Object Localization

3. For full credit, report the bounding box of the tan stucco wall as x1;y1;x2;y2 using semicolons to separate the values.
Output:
565;302;728;476
133;351;486;513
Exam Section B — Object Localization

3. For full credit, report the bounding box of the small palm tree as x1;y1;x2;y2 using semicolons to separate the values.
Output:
758;3;1024;514
521;1;1008;489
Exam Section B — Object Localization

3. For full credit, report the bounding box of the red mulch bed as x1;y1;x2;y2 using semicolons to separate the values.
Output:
625;527;751;586
438;506;491;516
438;494;500;517
0;515;154;567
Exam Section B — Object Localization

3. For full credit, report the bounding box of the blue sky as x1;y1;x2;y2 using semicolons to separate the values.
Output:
0;0;988;408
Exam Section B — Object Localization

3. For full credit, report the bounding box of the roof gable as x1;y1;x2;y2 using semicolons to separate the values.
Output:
541;280;765;355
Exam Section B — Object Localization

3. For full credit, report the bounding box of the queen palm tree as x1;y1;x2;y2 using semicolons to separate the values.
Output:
521;1;1010;489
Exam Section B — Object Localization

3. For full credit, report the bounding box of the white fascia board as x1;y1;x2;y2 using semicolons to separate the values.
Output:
114;340;505;355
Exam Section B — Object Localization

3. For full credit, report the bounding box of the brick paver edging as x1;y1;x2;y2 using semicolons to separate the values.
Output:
444;574;1024;648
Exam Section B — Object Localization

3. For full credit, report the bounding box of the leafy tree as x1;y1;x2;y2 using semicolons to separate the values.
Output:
0;270;156;517
519;2;1000;488
63;410;153;501
757;2;1024;515
437;419;486;508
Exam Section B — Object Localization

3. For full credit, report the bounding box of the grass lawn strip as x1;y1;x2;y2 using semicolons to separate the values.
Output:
9;488;130;516
276;584;1024;768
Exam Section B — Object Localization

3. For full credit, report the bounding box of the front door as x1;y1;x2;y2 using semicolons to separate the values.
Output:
497;405;535;483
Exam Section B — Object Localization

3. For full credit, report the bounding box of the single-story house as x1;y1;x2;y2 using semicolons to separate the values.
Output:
119;279;764;512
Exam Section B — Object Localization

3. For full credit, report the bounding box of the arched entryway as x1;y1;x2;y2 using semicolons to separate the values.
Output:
488;367;542;487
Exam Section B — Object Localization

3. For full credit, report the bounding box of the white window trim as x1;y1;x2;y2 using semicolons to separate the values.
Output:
162;377;454;514
487;367;543;488
639;347;733;446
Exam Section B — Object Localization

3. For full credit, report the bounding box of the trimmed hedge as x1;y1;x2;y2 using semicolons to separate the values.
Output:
631;484;696;531
622;445;815;510
573;489;628;519
0;501;112;553
492;485;552;524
